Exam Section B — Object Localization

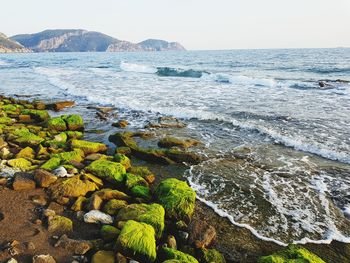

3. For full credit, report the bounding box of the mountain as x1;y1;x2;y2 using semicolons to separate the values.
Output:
0;32;32;53
11;29;186;52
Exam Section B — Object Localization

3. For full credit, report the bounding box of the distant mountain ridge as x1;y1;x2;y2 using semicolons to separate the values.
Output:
0;32;32;53
9;29;186;53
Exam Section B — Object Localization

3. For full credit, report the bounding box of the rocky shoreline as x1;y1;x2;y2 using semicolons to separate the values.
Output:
0;95;345;263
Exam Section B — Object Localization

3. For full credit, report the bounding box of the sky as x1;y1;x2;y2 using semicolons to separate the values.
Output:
1;0;350;50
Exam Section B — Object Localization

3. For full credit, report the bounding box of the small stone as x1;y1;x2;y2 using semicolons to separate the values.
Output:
32;254;56;263
112;120;129;128
167;235;177;249
12;172;36;190
91;250;115;263
34;219;42;225
47;202;64;214
26;241;36;250
84;210;113;224
55;234;92;255
52;166;69;178
177;231;189;243
88;194;103;211
48;215;73;235
43;209;56;217
0;177;7;185
31;195;47;206
7;258;18;263
76;211;85;221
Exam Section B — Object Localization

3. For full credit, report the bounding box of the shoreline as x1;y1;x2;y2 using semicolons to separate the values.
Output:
0;94;348;262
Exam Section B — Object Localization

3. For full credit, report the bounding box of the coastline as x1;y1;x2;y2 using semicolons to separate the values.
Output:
0;94;348;263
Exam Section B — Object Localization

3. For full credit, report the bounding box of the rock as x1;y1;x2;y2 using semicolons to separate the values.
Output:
52;149;84;164
32;254;56;263
116;253;127;263
71;139;108;155
25;241;36;250
50;175;98;199
55;234;92;255
155;178;196;222
113;154;131;170
86;159;126;184
7;158;32;170
100;225;120;241
112;120;129;128
146;116;187;129
103;199;128;215
21;109;50;122
92;188;130;201
7;258;18;263
47;116;67;132
124;173;148;189
200;248;226;263
48;215;73;235
167;235;177;249
12;128;44;147
43;209;56;218
52;166;69;178
160;247;198;263
31;195;47;206
130;186;151;200
84;210;113;224
258;245;326;263
88;194;104;210
16;146;35;159
71;196;88;211
128;166;155;184
158;137;200;149
116;203;165;239
115;147;131;156
46;101;75;111
65;114;84;131
91;250;115;263
12;172;36;190
188;220;217;248
47;202;64;214
41;157;61;171
116;220;157;262
177;231;189;243
34;169;57;187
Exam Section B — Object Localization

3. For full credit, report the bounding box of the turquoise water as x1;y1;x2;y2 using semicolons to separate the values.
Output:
0;49;350;245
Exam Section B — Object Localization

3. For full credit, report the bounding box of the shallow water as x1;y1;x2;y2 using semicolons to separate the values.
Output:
1;49;350;245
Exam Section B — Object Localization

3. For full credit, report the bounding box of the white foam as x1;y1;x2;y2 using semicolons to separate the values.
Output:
202;73;277;87
0;60;9;66
120;61;157;74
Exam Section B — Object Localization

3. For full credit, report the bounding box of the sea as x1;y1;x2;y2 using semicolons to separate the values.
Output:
0;48;350;246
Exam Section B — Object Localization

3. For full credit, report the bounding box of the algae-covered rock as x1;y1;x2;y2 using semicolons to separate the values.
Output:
52;149;84;163
116;203;165;239
91;250;115;263
7;158;32;170
71;196;88;211
131;186;151;200
21;109;50;122
128;166;155;184
41;157;61;171
50;175;98;199
48;215;73;235
92;188;130;201
86;159;126;184
64;114;84;131
16;146;35;159
103;199;128;215
155;178;196;222
0;116;14;125
124;173;148;189
258;245;326;263
116;220;157;262
71;139;107;155
201;248;226;263
47;116;67;132
65;131;83;139
12;128;44;147
101;225;121;241
160;247;198;263
34;169;58;188
114;154;131;170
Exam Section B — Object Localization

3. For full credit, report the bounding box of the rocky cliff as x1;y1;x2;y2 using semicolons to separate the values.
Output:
0;32;32;53
11;29;186;52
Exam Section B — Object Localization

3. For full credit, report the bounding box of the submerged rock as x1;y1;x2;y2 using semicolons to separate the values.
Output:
116;220;157;262
158;136;200;149
258;245;326;263
155;178;196;222
116;203;165;239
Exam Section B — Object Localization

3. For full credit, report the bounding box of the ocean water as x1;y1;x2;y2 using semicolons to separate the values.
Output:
1;49;350;245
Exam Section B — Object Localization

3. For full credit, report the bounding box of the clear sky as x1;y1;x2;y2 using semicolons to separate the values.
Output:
1;0;350;50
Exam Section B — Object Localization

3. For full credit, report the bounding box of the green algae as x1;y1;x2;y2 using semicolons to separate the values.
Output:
114;153;131;169
161;247;198;263
86;159;126;184
41;157;61;170
71;139;107;154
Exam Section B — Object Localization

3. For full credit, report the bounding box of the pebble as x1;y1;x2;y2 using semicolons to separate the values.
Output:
83;210;113;224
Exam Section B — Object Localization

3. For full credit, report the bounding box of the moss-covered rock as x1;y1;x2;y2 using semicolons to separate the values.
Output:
21;109;50;122
160;247;198;263
0;116;14;125
86;159;126;184
7;158;32;170
64;114;84;131
92;188;130;201
258;245;326;263
71;139;107;155
131;185;151;200
47;116;67;132
116;220;157;262
128;166;155;184
101;225;121;241
36;144;50;159
71;196;88;211
48;215;73;235
116;203;165;239
91;250;115;263
41;157;61;171
65;131;84;139
16;146;35;159
12;128;44;147
201;248;226;263
114;154;131;170
50;175;98;199
125;173;148;189
52;149;84;163
103;199;128;215
155;178;196;222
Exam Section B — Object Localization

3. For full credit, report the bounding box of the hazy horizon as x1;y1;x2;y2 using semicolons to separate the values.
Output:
1;0;350;50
